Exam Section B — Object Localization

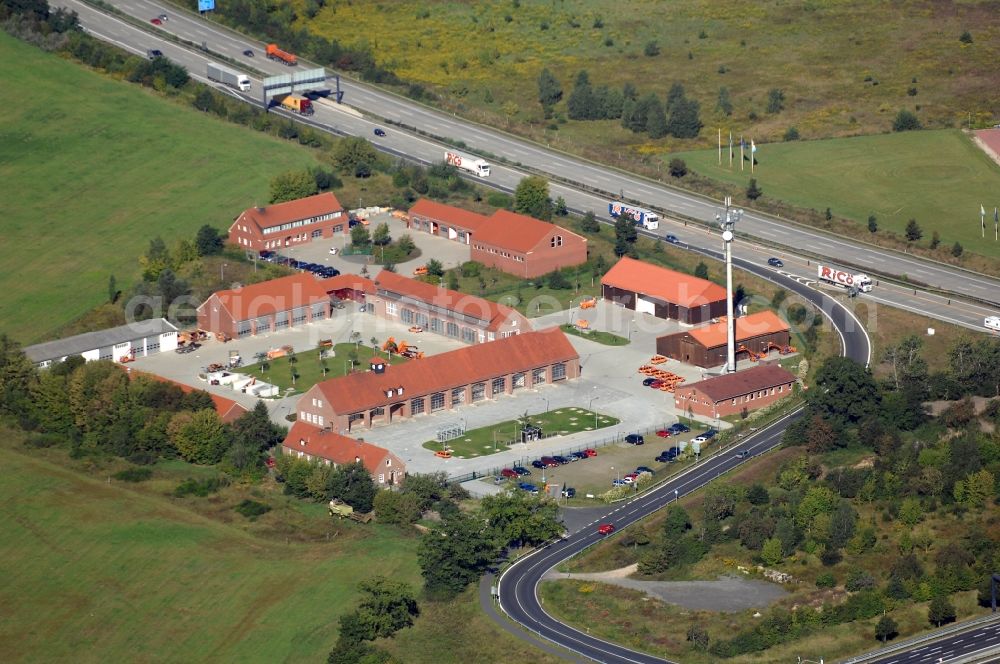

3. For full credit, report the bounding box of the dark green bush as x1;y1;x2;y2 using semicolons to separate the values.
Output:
234;499;271;520
174;476;229;497
113;467;153;483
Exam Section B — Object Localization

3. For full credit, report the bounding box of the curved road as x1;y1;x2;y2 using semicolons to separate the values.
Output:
58;0;1000;310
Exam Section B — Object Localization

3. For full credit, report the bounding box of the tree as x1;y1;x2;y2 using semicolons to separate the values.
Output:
479;491;563;547
746;483;769;505
665;97;702;138
663;505;692;538
892;109;922;132
373;490;422;525
665;83;686;113
580;211;601;233
746;178;762;200
333;136;380;174
139;236;170;281
0;335;38;422
269;170;318;204
760;537;783;566
350;223;371;247
230;401;284;453
536;67;562;110
952;241;964;257
716;86;733;116
930;230;940;249
766;88;785;114
445;269;460;291
875;615;898;644
808;356;880;425
514;175;553;220
397;234;416;255
784;126;800;141
418;510;501;598
646;95;668;138
668;158;688;178
425;258;444;277
566;70;594;120
959;30;973;44
686;624;709;650
553;196;568;216
613;214;637;256
353;576;419;639
694;262;709;279
702;484;740;521
328;462;377;512
643;40;660;56
195;225;225;256
928;595;956;627
168;409;229;464
193;88;215;112
868;214;878;233
371;222;391;246
547;270;570;289
905;218;923;242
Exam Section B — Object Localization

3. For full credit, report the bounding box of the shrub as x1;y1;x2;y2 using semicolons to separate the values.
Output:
644;41;660;56
174;476;229;497
952;242;964;257
113;467;153;483
959;30;973;44
668;158;688;178
816;572;837;588
892;109;922;132
127;451;158;465
746;178;763;200
23;433;61;448
783;126;800;141
234;499;271;520
846;569;876;591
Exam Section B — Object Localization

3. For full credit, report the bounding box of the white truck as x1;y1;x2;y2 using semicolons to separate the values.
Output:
206;62;251;92
608;201;659;230
444;151;490;177
817;264;873;293
985;315;1000;332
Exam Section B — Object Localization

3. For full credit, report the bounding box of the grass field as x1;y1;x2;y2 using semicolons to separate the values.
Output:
672;129;1000;258
422;407;619;458
0;32;320;344
559;323;629;346
241;343;408;394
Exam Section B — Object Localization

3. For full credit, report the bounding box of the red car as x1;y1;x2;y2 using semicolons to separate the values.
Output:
597;523;615;535
655;429;672;438
150;17;162;25
648;379;664;389
583;448;597;457
500;468;519;479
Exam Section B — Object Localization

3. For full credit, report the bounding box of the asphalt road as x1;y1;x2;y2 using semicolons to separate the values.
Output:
60;0;1000;313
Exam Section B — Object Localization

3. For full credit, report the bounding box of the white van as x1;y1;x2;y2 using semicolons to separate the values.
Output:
985;316;1000;332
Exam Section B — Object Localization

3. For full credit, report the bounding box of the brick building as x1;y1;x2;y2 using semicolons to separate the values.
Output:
227;192;346;252
197;273;374;339
369;270;531;344
656;310;791;369
407;198;488;245
296;328;580;432
601;257;727;325
471;210;588;278
282;421;404;486
673;364;798;419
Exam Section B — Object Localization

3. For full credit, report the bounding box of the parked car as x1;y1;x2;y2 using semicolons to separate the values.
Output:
647;379;664;389
664;234;679;244
656;448;680;463
512;466;531;476
552;455;571;465
621;476;635;484
734;450;750;459
642;377;659;386
373;128;387;137
518;482;539;495
692;435;709;444
767;257;784;268
597;523;615;535
583;448;598;457
531;460;546;469
624;472;639;480
625;434;644;445
175;344;198;354
571;451;589;461
612;478;628;487
704;429;719;439
561;487;576;498
669;423;691;433
500;468;519;479
635;466;654;474
655;429;672;438
329;247;339;255
540;456;560;468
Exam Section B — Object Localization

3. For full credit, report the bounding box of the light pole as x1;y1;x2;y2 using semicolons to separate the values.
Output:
589;395;599;429
542;397;550;413
716;197;742;373
221;262;227;282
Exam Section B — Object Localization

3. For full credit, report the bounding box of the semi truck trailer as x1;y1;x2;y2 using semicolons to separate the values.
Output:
279;94;313;115
608;202;659;230
444;151;490;177
206;62;251;92
817;264;874;293
266;43;298;66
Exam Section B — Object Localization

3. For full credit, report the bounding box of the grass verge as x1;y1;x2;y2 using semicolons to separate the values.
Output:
560;323;629;345
240;343;408;394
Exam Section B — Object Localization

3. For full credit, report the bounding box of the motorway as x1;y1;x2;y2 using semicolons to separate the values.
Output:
58;0;1000;315
52;4;1000;662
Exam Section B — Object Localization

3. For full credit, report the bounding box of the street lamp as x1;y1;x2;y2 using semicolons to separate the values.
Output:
221;262;227;282
589;395;599;428
611;466;619;484
542;397;550;413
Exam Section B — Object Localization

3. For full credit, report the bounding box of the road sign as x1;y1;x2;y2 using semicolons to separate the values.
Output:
198;0;215;11
263;67;327;99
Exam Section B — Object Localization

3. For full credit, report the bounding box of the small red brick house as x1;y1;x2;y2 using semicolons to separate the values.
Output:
407;198;488;244
471;210;588;278
673;364;798;419
370;270;530;343
282;421;404;486
228;192;347;252
656;310;792;368
601;256;728;325
297;327;580;431
196;273;374;339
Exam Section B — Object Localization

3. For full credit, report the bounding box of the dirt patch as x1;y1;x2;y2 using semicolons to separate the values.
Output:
546;568;788;613
973;129;1000;168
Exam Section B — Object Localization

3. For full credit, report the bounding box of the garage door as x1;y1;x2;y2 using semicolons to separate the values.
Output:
636;296;656;315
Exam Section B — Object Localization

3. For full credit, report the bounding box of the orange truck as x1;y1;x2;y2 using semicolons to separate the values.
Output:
265;43;297;66
279;94;314;115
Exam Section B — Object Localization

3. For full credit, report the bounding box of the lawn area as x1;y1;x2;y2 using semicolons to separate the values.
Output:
560;323;629;346
0;32;320;344
421;407;619;458
672;129;1000;259
241;343;408;394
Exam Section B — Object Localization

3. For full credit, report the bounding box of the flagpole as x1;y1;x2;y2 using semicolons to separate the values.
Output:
740;136;744;172
750;139;755;174
729;131;733;168
982;204;986;239
995;207;998;241
718;128;722;166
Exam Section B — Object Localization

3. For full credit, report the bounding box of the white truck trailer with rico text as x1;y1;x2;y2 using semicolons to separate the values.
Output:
608;202;659;230
206;62;251;92
817;264;873;293
444;151;490;177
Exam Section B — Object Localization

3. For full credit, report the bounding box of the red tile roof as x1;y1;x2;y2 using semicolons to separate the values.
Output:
680;364;797;402
601;256;727;308
283;421;399;474
128;370;249;423
313;327;578;414
688;310;790;349
322;273;376;295
475;210;585;253
200;273;333;322
239;192;343;231
373;270;524;331
409;199;488;231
